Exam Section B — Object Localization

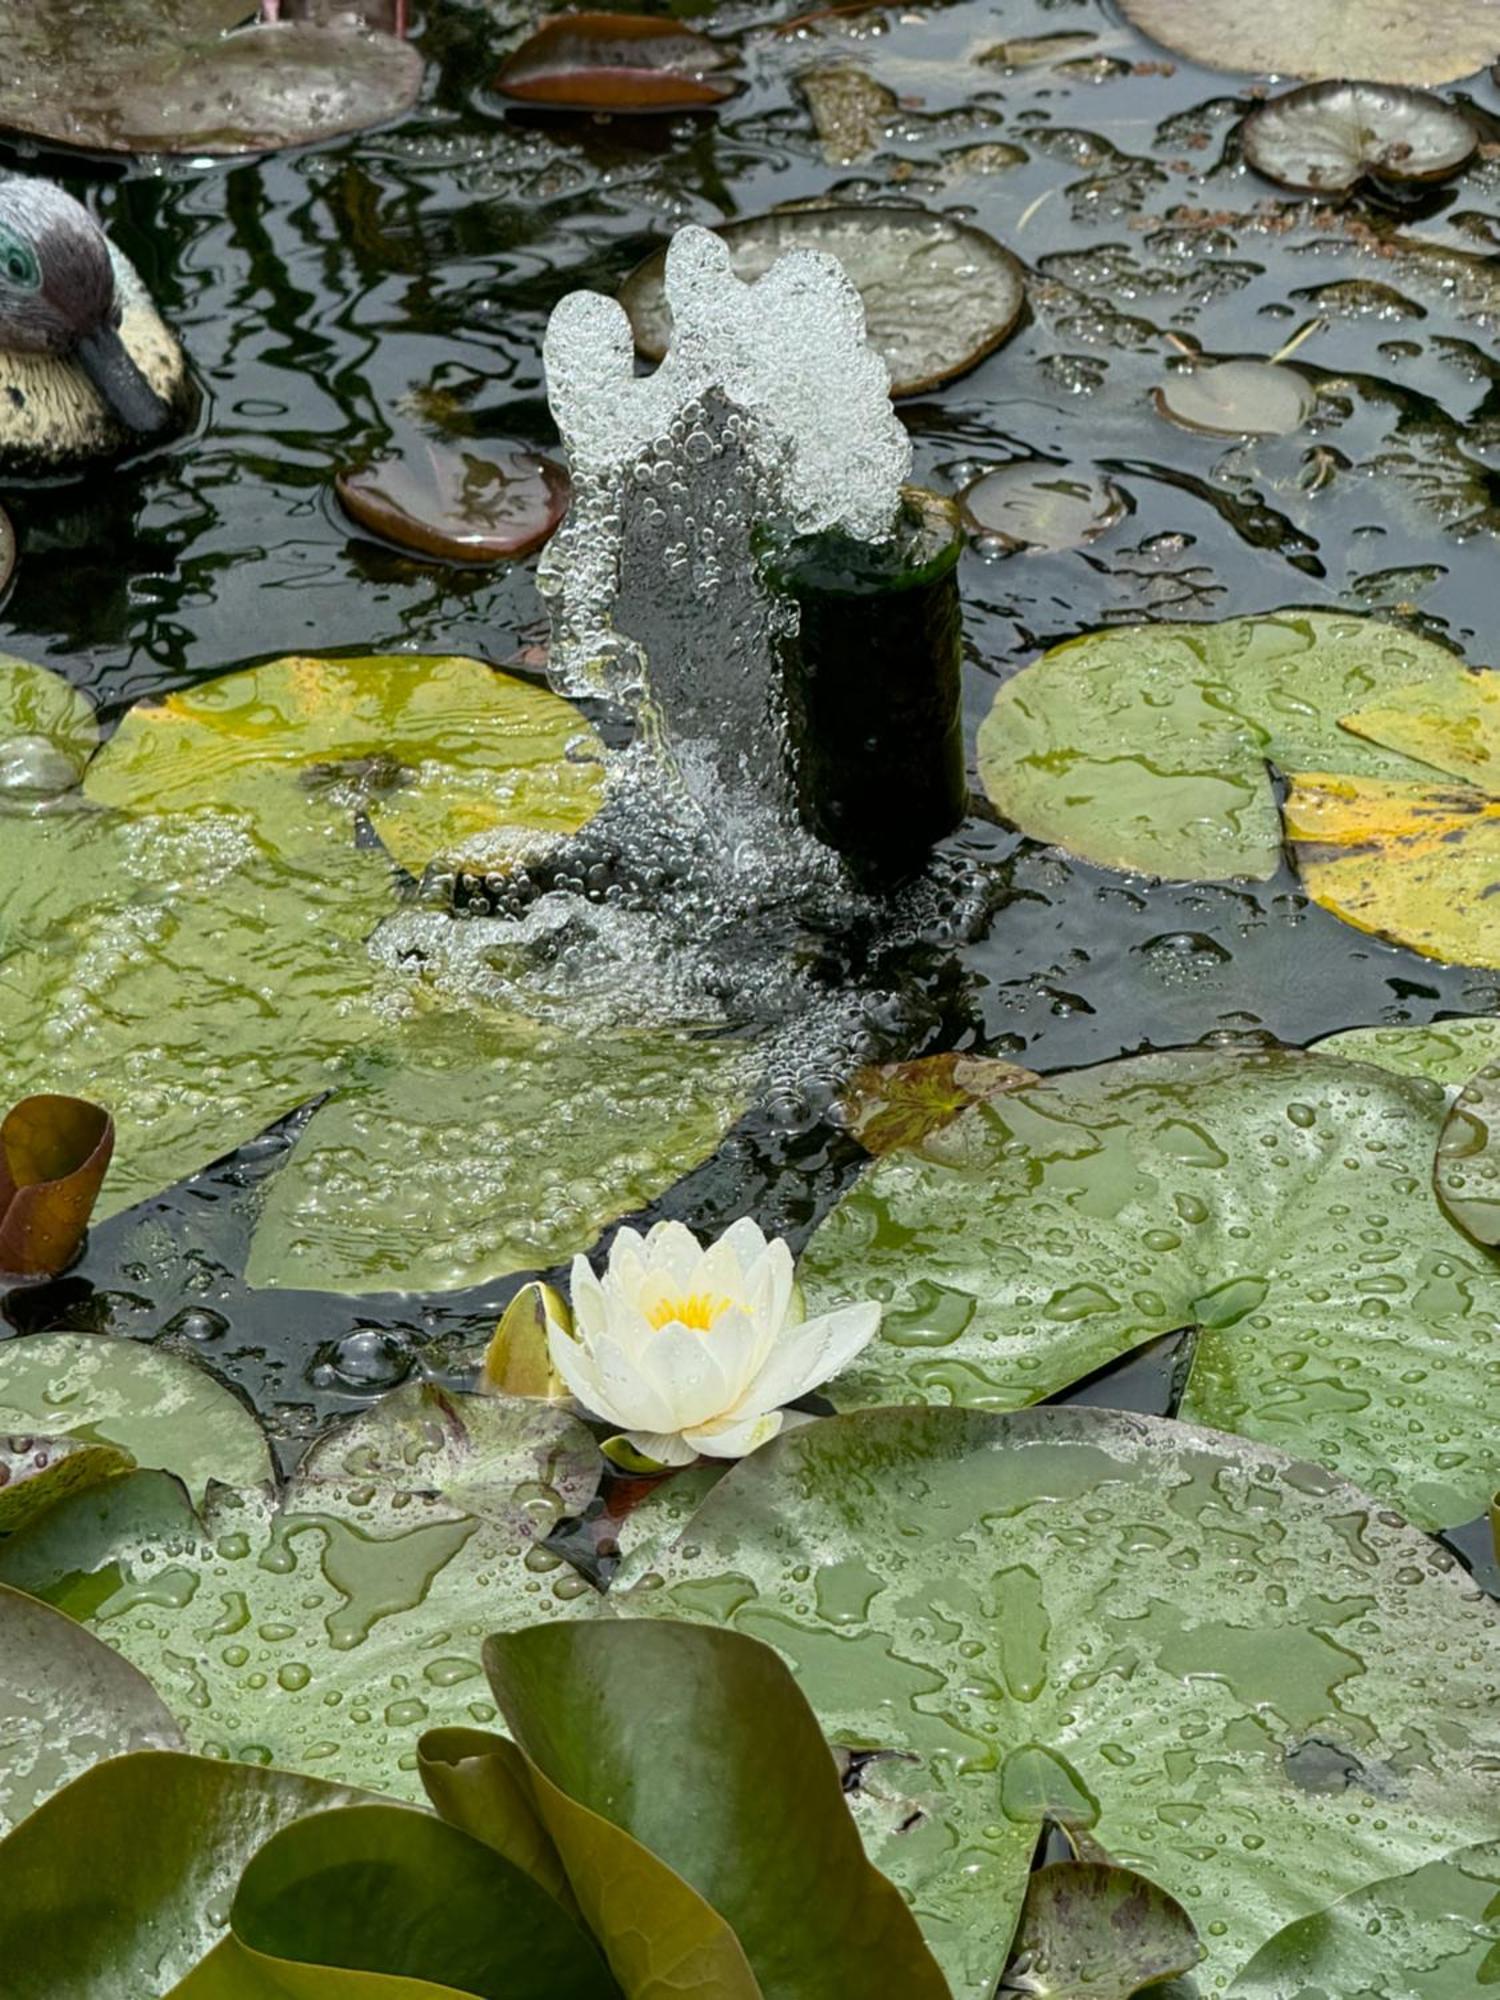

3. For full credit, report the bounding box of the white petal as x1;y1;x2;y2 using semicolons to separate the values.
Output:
590;1334;680;1432
697;1305;762;1403
741;1238;794;1345
695;1215;767;1297
546;1325;618;1423
730;1302;882;1421
605;1227;649;1300
642;1219;702;1286
569;1258;607;1342
622;1429;700;1468
684;1409;784;1459
639;1325;733;1429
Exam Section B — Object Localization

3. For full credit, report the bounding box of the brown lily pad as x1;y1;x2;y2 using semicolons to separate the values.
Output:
336;442;572;565
0;1095;114;1281
1241;81;1477;194
842;1051;1039;1156
493;14;737;113
0;4;423;157
620;207;1026;397
1120;0;1500;88
999;1862;1202;1999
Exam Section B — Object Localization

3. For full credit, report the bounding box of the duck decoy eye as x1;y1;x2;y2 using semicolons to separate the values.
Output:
0;226;41;293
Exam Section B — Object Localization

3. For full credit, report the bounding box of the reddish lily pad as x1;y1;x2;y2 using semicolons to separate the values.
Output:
1242;82;1477;195
620;207;1026;397
493;15;737;113
336;443;572;565
0;5;424;158
0;1096;114;1281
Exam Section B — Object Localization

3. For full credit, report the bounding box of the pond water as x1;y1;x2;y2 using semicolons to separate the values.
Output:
3;0;1498;1592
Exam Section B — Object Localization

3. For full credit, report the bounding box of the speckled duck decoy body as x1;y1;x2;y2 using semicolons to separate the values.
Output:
0;177;194;480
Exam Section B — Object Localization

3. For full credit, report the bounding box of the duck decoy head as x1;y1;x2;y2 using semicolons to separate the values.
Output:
0;179;173;439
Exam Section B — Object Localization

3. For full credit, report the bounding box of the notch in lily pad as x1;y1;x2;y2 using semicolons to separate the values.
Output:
1241;81;1477;195
0;1095;113;1281
493;15;739;113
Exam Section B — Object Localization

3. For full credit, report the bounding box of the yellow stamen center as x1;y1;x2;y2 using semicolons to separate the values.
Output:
646;1291;733;1332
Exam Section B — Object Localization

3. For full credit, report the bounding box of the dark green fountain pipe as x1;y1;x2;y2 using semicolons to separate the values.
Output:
772;486;966;889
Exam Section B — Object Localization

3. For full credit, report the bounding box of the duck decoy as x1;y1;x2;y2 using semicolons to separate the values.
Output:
0;177;194;480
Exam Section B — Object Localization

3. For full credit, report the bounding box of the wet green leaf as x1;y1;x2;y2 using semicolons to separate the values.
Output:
1286;666;1500;967
1435;1062;1500;1245
976;612;1470;882
0;1332;271;1506
998;1861;1201;1998
619;1406;1500;1998
0;1749;363;1996
226;1801;621;1997
0;1432;135;1536
0;1583;180;1836
1312;1016;1500;1086
0;3;423;157
0;1386;600;1795
1120;0;1497;88
485;1621;948;1998
802;1044;1500;1528
1241;82;1477;195
840;1050;1039;1156
620;207;1026;397
0;655;96;799
479;1283;571;1401
1225;1841;1500;1998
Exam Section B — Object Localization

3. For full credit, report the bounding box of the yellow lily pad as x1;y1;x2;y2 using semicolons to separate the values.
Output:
83;652;604;873
1287;668;1500;968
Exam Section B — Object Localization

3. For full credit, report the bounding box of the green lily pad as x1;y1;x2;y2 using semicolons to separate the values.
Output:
1312;1016;1500;1086
0;3;424;157
1285;667;1500;968
998;1862;1201;1999
1153;360;1314;439
1119;0;1498;88
83;652;604;874
0;1386;601;1796
801;1044;1500;1528
0;655;97;802
1241;82;1477;196
245;1009;751;1294
1435;1062;1500;1246
976;612;1470;882
483;1621;949;1998
0;1583;181;1836
1225;1841;1500;1998
0;1333;272;1506
0;1433;136;1536
0;1750;365;1996
619;207;1027;398
620;1406;1500;1998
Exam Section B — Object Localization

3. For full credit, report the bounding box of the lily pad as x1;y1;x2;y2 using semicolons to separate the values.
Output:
800;1043;1500;1528
493;14;736;112
0;1750;365;1996
1286;666;1500;966
1435;1062;1500;1244
1118;0;1500;88
0;1433;135;1537
1241;82;1477;195
336;444;572;566
976;612;1471;882
0;1332;272;1506
840;1051;1039;1155
621;1406;1500;1997
1225;1841;1500;1998
998;1863;1201;1999
799;65;897;165
0;1583;181;1836
1153;360;1314;438
0;655;97;802
959;464;1128;553
0;1093;114;1279
82;652;604;873
0;4;424;157
0;1386;601;1795
619;208;1027;398
1312;1016;1500;1085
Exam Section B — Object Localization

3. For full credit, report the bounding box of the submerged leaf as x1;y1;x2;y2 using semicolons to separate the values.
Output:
493;15;736;112
998;1862;1201;1999
620;207;1026;397
0;654;97;803
336;443;571;565
1241;81;1477;195
977;611;1470;882
0;1583;181;1837
1153;359;1314;438
1119;0;1499;88
841;1051;1039;1155
0;1332;271;1506
798;65;897;165
803;1043;1500;1528
959;464;1127;553
0;1094;113;1279
620;1406;1500;1997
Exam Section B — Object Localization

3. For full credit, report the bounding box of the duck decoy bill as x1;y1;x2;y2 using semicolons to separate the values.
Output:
73;319;173;437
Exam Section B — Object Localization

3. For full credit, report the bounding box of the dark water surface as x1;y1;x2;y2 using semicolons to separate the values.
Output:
2;0;1497;1582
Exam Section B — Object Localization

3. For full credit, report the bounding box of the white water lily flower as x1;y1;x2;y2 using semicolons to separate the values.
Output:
546;1217;880;1466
